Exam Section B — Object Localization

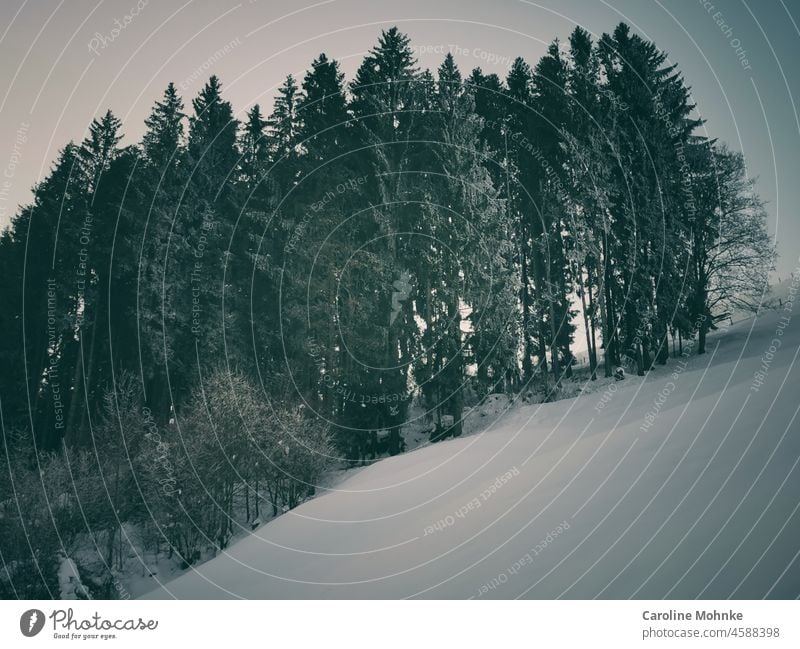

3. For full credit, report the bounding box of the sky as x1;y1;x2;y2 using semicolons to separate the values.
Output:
0;0;798;276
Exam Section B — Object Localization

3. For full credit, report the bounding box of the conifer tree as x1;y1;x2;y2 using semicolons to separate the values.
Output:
531;41;574;383
345;28;421;453
142;82;185;172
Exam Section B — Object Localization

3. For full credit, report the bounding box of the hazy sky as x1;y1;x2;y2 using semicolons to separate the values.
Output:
1;0;798;276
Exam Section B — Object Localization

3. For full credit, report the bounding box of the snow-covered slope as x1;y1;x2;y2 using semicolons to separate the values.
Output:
143;305;800;599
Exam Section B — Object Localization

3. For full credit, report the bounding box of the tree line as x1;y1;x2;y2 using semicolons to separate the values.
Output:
0;24;774;597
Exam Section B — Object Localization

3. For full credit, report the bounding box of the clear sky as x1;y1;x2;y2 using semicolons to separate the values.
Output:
1;0;798;276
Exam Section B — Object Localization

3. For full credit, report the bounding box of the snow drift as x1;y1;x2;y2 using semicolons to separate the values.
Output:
143;305;800;599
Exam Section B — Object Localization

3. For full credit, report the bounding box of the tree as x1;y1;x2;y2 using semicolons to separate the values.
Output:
287;53;358;439
564;26;603;378
130;84;188;419
597;23;702;375
0;24;782;599
142;82;185;171
93;372;150;573
167;76;240;399
505;57;545;390
689;144;775;352
239;104;268;191
298;54;350;160
531;40;574;383
79;110;123;194
345;28;421;454
59;111;128;444
0;142;84;447
254;405;333;514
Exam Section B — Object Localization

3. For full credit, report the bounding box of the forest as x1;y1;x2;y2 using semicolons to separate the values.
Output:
0;23;774;598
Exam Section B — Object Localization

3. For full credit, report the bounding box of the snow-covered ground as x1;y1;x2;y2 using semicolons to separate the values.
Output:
142;300;800;599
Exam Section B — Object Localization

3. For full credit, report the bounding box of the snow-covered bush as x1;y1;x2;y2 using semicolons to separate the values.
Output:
254;405;333;514
143;368;334;567
0;430;106;598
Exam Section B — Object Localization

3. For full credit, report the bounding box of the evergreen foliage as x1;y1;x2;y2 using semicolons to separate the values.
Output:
0;25;775;598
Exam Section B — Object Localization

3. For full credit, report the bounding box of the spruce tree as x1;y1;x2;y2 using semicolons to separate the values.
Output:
345;28;421;454
142;82;185;172
532;41;574;383
132;85;187;417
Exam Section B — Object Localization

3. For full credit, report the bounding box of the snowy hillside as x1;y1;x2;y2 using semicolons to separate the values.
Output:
142;303;800;599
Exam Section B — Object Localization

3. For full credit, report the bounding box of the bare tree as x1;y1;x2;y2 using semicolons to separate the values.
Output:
690;144;776;353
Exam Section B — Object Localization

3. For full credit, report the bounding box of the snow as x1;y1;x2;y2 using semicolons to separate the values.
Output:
58;555;90;600
141;302;800;599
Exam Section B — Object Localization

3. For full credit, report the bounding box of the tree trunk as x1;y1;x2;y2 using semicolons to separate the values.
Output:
598;237;614;378
657;326;669;365
577;263;595;379
587;262;598;379
520;237;534;383
698;323;707;355
448;298;464;437
254;480;259;519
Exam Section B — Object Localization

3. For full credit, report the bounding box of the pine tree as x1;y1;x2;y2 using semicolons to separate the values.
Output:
401;55;515;438
267;74;300;187
350;26;419;144
187;75;239;208
466;68;506;162
597;23;704;374
239;104;267;190
166;76;241;398
292;54;355;431
142;82;185;171
344;28;421;454
262;74;300;352
0;144;84;447
55;111;127;444
132;85;188;417
466;68;522;393
80;110;123;195
298;54;349;159
531;40;574;383
506;57;549;391
564;26;602;378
